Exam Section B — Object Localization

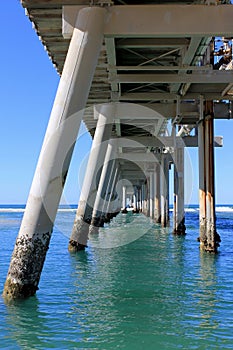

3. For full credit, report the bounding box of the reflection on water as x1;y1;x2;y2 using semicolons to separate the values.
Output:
1;210;233;349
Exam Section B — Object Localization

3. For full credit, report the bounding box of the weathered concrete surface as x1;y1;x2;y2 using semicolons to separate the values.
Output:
3;7;106;299
3;231;51;300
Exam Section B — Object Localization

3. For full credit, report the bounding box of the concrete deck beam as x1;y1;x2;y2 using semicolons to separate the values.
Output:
63;5;233;38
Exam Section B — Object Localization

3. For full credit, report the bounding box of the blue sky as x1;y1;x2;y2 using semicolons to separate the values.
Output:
1;1;233;205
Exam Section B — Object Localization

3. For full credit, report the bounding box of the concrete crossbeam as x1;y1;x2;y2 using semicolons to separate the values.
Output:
63;5;233;38
113;71;233;84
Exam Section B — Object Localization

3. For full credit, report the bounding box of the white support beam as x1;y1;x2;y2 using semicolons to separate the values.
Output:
105;37;119;92
117;152;159;163
114;135;223;148
112;65;212;71
63;5;233;38
113;71;233;84
116;38;189;49
119;92;233;101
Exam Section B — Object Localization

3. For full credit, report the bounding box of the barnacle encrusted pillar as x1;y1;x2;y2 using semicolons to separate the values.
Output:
3;7;106;300
69;104;113;251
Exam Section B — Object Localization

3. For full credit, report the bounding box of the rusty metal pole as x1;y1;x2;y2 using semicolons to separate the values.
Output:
204;101;220;252
3;7;106;300
198;98;207;249
198;100;220;252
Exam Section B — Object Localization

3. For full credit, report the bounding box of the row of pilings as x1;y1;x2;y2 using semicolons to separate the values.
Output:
2;100;220;301
2;4;220;301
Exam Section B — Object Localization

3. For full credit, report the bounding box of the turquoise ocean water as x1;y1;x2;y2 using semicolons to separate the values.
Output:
1;205;233;349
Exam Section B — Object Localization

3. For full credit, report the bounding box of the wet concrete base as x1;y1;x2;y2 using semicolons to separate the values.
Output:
197;226;221;253
3;231;51;300
173;219;186;235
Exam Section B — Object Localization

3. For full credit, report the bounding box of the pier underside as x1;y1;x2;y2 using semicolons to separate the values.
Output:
3;0;233;299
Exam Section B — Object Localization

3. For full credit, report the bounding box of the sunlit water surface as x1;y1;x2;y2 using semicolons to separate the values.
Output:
1;205;233;349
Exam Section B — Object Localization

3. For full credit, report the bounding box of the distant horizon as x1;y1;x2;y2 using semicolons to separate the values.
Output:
1;203;233;207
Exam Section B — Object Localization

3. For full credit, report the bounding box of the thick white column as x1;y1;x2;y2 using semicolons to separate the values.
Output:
101;159;117;221
90;140;115;230
69;104;113;251
106;165;120;219
122;185;127;209
3;7;106;300
141;183;146;215
145;176;150;217
133;193;137;211
173;146;186;234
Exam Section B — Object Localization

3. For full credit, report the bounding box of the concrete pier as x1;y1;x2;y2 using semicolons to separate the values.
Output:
3;7;106;300
4;1;230;300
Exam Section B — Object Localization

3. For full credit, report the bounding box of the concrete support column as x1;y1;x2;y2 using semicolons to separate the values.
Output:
150;172;155;219
69;104;113;251
122;185;127;209
173;146;186;235
101;159;117;221
133;193;137;211
198;101;220;252
154;163;161;223
90;140;115;230
145;176;150;216
161;156;169;227
138;186;142;211
136;187;140;212
106;165;120;219
141;183;146;215
3;7;106;300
